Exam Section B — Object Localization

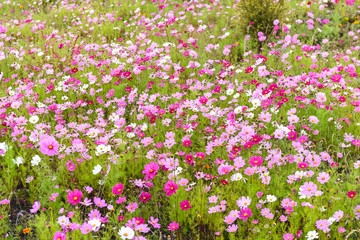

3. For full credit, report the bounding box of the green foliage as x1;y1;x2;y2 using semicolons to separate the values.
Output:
232;0;289;40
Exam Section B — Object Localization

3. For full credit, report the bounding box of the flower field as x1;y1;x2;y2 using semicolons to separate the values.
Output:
1;0;360;239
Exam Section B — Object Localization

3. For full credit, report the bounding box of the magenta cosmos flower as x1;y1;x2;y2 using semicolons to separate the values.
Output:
53;231;66;240
249;156;263;167
180;200;192;211
139;192;152;203
183;140;192;147
287;131;297;141
112;183;124;195
347;191;356;199
168;221;179;232
238;208;252;220
39;135;59;156
164;180;178;197
142;162;159;180
67;189;82;205
298;162;308;169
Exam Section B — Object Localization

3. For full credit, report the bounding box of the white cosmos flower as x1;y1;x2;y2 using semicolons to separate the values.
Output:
234;106;242;114
319;206;326;212
13;156;24;166
231;173;243;181
0;142;8;156
246;113;254;118
266;195;277;203
174;167;183;175
226;89;234;95
327;217;336;225
89;218;101;229
118;226;135;239
306;230;318;240
31;155;41;166
92;165;102;175
29;116;39;124
141;123;148;131
251;99;261;108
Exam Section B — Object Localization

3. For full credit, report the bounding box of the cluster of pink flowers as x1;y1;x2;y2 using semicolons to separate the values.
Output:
0;0;359;239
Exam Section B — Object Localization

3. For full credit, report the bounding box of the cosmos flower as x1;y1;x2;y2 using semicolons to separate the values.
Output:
39;135;59;156
67;189;83;205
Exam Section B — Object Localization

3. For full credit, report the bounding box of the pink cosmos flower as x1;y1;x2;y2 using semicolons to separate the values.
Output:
53;231;66;240
236;196;251;209
244;167;255;176
287;131;297;141
245;67;253;73
316;219;330;231
317;172;330;184
39;135;59;156
331;74;342;83
66;189;82;205
226;224;238;232
139;192;152;203
199;97;208;104
0;25;7;33
196;152;205;159
249;156;263;167
94;197;107;208
283;233;294;240
168;222;179;232
142;162;159;180
339;96;346;102
164;180;178;197
352;140;360;147
135;224;150;233
209;196;218;203
126;202;138;212
280;215;288;222
178;178;188;186
316;92;327;103
238;208;252;220
48;103;57;111
30;201;41;214
49;193;59;202
180;200;192;211
333;210;343;222
297;136;307;144
80;223;93;234
149;217;161;228
116;197;126;204
66;162;76;172
89;209;101;219
112;183;124;195
185;155;194;165
298;162;308;169
224;215;236;224
183;140;192;147
300;182;317;196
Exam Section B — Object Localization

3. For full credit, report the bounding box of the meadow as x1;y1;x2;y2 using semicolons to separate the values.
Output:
0;0;360;239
